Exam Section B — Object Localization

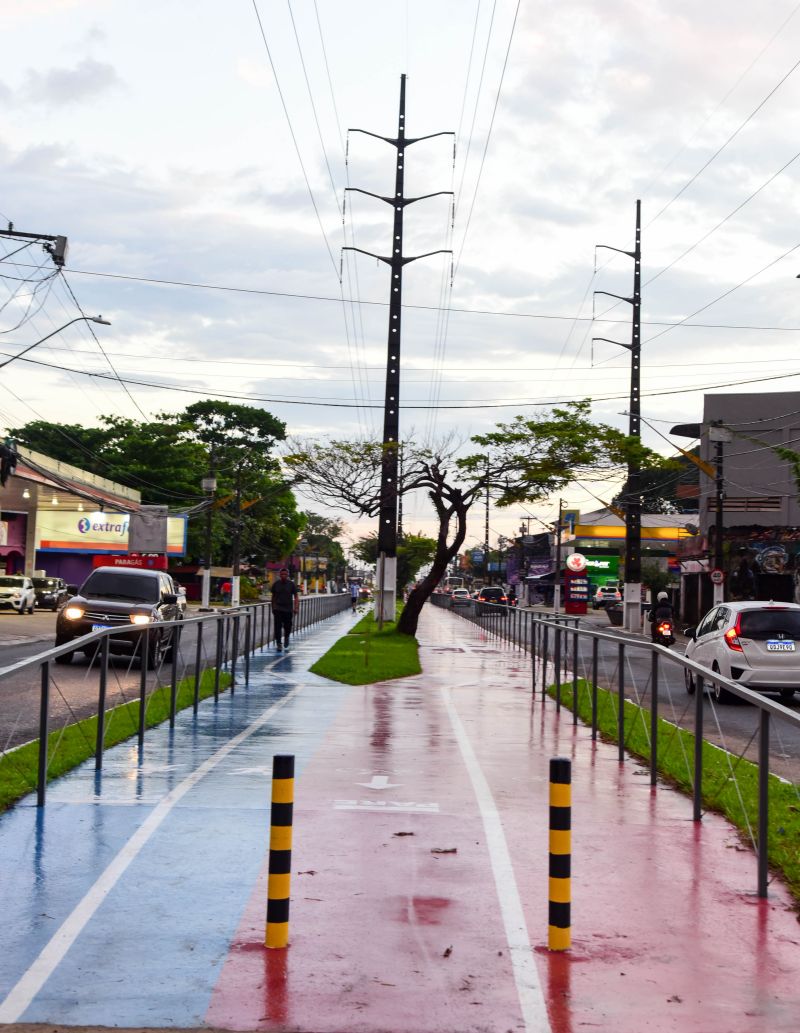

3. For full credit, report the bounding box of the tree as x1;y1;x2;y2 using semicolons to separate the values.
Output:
298;511;347;586
287;401;666;635
352;532;437;590
7;402;302;566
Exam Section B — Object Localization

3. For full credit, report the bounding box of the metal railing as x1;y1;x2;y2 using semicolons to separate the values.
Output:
433;595;800;898
0;593;350;807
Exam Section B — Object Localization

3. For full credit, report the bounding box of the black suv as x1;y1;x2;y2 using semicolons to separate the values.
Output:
55;566;182;667
32;576;69;611
476;586;508;616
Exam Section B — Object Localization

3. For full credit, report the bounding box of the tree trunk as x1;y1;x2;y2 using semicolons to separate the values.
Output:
396;495;468;636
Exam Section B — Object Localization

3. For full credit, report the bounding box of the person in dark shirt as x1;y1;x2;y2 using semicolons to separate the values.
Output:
271;567;299;651
647;591;674;642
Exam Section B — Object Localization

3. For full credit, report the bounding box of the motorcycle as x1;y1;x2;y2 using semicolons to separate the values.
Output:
653;618;676;647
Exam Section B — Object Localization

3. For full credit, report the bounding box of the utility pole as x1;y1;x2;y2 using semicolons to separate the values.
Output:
484;475;491;586
594;199;642;633
0;224;68;267
231;465;242;608
709;421;731;606
553;498;564;613
200;459;217;610
397;442;404;542
344;75;453;624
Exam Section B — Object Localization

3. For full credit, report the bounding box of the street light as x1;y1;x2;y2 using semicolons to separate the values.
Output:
0;315;111;370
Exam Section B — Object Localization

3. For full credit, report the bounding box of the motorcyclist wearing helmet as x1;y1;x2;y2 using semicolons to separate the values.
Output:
648;591;674;642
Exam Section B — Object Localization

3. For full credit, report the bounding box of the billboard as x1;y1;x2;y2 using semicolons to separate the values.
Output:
36;510;186;555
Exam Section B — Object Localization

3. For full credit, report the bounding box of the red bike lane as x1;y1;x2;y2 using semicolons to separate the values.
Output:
209;608;800;1033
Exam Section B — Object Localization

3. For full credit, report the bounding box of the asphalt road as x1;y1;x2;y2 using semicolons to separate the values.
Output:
0;607;265;752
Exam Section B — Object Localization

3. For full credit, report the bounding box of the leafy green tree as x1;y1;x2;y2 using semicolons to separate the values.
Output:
287;401;666;635
298;511;347;586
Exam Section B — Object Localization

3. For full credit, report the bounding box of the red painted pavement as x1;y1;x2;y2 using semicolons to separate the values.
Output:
208;607;800;1033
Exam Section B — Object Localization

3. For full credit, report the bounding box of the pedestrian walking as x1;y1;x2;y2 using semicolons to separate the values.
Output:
349;581;360;611
221;580;232;606
271;567;299;651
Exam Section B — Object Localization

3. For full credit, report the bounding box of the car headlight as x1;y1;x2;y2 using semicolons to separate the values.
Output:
64;606;85;620
130;613;153;626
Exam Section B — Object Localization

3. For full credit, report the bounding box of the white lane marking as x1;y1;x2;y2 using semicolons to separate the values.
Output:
334;800;439;813
355;774;402;789
440;686;552;1033
0;681;306;1023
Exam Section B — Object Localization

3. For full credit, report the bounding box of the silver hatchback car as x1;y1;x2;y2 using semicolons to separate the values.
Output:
684;600;800;704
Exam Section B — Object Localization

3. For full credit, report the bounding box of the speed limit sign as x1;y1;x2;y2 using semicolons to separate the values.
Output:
710;568;725;585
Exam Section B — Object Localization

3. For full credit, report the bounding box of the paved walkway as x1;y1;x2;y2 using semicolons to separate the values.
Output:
0;605;799;1033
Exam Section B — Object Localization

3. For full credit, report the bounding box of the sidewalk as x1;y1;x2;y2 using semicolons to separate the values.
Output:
0;605;798;1032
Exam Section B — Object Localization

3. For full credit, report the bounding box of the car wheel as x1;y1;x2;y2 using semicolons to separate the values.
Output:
712;662;737;705
684;667;695;695
779;688;796;703
146;632;165;670
54;636;74;664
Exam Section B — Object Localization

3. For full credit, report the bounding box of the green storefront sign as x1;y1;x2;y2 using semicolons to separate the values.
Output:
584;554;619;583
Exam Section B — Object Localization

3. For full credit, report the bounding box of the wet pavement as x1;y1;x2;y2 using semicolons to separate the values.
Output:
0;605;799;1033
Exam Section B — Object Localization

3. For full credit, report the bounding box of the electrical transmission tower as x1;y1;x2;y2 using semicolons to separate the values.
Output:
344;74;454;621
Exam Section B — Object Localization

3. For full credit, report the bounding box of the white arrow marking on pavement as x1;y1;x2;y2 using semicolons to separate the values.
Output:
355;774;401;790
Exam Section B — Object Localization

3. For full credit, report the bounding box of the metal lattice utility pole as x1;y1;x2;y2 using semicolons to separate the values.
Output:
593;199;642;633
344;74;453;623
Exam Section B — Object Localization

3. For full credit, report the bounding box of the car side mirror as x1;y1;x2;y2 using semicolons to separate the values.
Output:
163;593;178;605
67;585;78;595
684;626;696;640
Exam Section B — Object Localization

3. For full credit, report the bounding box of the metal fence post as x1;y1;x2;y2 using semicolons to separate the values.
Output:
554;627;562;711
95;635;110;769
169;624;180;728
37;661;50;807
650;649;659;787
693;676;704;821
542;624;549;700
758;710;770;898
214;616;223;701
617;641;625;763
572;630;579;725
244;611;251;686
591;636;598;741
139;628;148;749
194;618;203;714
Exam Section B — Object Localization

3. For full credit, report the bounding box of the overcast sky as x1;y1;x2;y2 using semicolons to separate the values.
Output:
3;1;800;552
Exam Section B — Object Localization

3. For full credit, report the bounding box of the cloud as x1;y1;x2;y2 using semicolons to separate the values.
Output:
23;58;121;106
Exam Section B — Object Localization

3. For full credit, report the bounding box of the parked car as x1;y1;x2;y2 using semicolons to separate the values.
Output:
449;588;472;607
684;601;800;704
476;586;508;616
0;575;36;614
54;566;182;668
32;576;69;611
593;585;622;609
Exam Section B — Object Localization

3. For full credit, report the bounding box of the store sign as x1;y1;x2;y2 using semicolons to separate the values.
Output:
36;510;186;555
92;553;169;570
565;553;587;572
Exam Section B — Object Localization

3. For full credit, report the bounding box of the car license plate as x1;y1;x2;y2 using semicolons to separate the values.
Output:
766;640;795;652
91;623;112;632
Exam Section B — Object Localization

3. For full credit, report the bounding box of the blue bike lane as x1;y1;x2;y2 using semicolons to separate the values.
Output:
0;612;355;1027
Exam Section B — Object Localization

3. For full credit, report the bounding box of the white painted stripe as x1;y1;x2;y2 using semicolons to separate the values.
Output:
440;686;552;1033
0;681;306;1023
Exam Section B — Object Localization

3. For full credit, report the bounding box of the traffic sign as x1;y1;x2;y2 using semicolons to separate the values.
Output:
710;568;725;585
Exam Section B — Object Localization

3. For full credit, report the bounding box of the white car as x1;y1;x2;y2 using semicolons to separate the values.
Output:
449;588;472;607
684;600;800;704
0;575;36;614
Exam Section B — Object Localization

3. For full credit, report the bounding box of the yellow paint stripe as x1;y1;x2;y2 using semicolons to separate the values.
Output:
268;873;291;900
265;922;289;949
269;826;292;851
548;925;571;951
549;784;571;808
549;829;571;854
549;877;570;903
271;778;294;804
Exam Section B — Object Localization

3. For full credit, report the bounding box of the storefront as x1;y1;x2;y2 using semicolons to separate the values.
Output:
35;509;187;585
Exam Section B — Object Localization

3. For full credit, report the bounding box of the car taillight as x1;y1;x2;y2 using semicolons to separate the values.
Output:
657;621;672;634
724;618;743;652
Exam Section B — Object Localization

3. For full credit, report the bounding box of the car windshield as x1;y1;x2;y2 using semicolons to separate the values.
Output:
740;609;800;640
32;578;57;589
0;577;23;587
481;589;504;599
80;572;159;603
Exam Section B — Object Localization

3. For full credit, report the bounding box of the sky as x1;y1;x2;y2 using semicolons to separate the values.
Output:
3;0;800;555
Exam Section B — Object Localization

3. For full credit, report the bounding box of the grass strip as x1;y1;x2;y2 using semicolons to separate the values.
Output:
311;607;421;685
0;667;232;812
549;678;800;904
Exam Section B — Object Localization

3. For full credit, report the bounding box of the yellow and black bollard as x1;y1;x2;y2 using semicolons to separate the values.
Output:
265;754;294;949
548;756;571;951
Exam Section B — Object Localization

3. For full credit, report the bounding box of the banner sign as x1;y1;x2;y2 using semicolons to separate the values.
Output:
36;510;186;555
91;553;170;570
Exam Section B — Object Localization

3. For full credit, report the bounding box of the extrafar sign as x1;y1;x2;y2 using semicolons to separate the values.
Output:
36;510;186;555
